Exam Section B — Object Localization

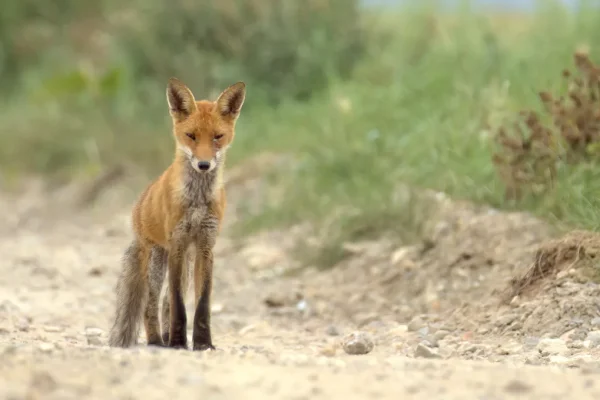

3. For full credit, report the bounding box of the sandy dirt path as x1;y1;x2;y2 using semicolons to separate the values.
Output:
1;185;600;399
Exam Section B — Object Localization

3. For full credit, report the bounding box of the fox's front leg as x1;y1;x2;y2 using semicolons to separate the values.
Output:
192;245;215;351
167;235;188;349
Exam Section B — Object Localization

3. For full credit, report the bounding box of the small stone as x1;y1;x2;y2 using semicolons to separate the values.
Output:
585;331;600;348
476;326;490;335
43;326;62;333
85;327;103;337
433;330;450;341
387;325;408;336
417;327;429;337
88;266;105;276
15;319;30;332
392;342;404;351
320;344;337;357
38;343;54;353
423;337;439;348
591;317;600;327
523;336;540;350
504;379;532;394
569;340;584;349
556;270;569;280
549;355;570;365
537;338;569;356
295;299;310;312
497;342;522;355
509;296;520;307
211;304;224;314
414;343;441;359
407;316;426;332
87;336;102;346
525;354;542;366
342;332;374;355
495;313;517;327
560;329;577;342
326;325;340;336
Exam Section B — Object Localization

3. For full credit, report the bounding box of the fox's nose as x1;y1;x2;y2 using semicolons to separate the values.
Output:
197;161;211;171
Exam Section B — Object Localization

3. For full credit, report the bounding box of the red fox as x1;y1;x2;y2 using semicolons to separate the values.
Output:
108;78;246;350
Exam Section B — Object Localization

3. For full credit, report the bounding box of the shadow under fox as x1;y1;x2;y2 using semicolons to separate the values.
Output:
108;78;246;350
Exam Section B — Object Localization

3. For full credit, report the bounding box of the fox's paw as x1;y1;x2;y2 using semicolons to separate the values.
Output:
147;339;165;348
193;342;216;352
168;336;188;350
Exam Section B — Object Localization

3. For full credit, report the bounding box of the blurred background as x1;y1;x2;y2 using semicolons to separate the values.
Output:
2;0;600;265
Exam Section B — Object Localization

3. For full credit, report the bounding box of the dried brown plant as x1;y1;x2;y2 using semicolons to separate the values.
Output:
492;51;600;200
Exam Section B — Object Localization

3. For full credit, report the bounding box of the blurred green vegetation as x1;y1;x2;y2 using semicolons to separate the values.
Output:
3;0;600;268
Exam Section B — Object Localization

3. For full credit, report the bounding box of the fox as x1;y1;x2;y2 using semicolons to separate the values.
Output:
108;77;246;351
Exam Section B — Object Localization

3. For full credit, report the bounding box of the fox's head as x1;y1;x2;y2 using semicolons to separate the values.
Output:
166;78;246;173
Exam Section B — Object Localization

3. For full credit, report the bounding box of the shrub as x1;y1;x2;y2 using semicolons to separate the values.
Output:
492;50;600;201
113;0;365;103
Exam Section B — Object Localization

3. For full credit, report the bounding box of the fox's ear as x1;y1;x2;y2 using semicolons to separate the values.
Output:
166;78;197;120
216;82;246;117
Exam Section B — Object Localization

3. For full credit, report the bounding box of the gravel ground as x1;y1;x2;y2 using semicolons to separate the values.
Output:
1;180;600;399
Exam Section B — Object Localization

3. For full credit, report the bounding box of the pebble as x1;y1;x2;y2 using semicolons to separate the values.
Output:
211;303;224;314
342;332;374;355
495;314;518;327
549;355;570;365
569;340;584;349
591;317;600;327
504;379;532;394
509;296;521;307
44;326;63;333
326;325;340;336
414;343;441;359
319;344;337;357
537;338;569;356
523;336;540;350
497;342;522;355
407;316;426;332
38;343;55;353
85;327;104;337
525;354;542;366
422;337;439;348
15;319;30;332
585;331;600;348
87;336;102;346
433;330;450;341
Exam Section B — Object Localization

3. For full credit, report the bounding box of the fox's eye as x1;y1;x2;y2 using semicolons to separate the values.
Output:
213;134;224;141
186;133;196;141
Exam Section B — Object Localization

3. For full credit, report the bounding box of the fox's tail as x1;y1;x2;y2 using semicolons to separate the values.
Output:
108;240;147;348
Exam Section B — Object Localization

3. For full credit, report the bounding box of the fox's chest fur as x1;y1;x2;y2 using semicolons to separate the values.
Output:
173;162;222;247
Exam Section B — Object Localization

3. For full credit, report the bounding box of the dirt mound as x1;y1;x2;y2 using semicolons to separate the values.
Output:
295;192;552;329
506;230;600;300
494;230;600;338
288;193;600;341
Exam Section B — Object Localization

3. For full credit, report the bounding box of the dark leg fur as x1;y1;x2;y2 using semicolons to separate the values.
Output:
161;251;190;346
167;240;188;349
193;248;215;351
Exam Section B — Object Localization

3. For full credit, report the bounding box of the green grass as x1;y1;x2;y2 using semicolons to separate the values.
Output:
4;1;600;268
